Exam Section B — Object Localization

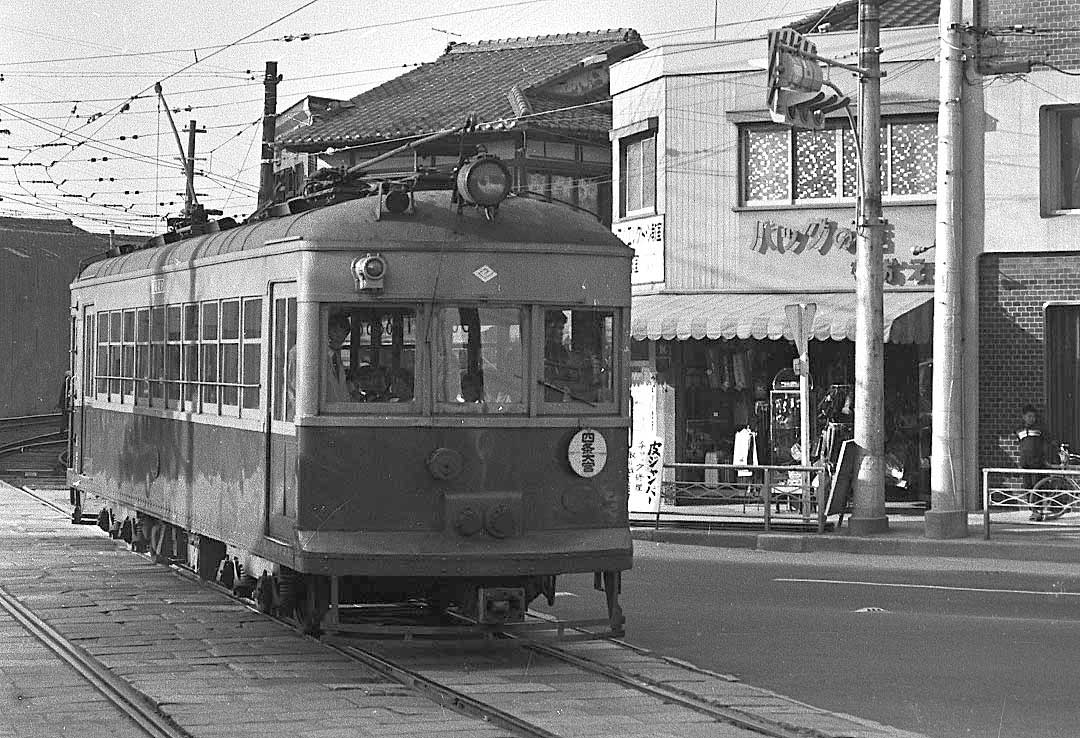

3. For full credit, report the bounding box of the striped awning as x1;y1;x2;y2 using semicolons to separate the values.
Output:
631;291;934;344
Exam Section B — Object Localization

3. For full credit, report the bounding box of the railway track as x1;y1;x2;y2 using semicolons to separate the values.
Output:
326;629;822;738
5;482;900;738
0;582;192;738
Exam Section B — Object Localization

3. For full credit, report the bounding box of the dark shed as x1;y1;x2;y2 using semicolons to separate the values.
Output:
0;218;106;416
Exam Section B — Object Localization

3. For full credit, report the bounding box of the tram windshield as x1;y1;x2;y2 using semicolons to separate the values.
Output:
542;308;615;406
433;307;524;408
324;306;416;404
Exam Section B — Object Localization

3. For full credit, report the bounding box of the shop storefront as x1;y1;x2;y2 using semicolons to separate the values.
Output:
630;293;933;500
628;206;937;501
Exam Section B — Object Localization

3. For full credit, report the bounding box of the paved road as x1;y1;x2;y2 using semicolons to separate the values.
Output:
544;543;1080;738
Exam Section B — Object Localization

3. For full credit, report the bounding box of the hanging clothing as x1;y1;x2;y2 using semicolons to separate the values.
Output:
733;427;758;477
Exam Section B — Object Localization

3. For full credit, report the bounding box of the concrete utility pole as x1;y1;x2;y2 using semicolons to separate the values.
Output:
849;0;888;534
258;61;280;211
926;0;969;538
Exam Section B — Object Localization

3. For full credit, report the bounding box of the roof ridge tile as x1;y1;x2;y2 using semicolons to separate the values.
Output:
448;28;637;54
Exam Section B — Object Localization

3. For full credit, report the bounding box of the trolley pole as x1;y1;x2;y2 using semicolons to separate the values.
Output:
925;0;969;538
849;0;888;534
258;61;280;212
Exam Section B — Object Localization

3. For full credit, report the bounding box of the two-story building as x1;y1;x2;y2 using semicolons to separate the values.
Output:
612;6;943;500
973;0;1080;474
276;30;647;226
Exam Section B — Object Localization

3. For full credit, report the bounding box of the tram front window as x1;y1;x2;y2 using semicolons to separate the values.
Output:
434;307;523;408
323;306;416;405
542;309;615;405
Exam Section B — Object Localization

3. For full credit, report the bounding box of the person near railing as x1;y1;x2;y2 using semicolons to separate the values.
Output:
1017;403;1048;521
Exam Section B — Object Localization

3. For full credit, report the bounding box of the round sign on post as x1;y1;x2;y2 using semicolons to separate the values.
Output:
568;429;607;478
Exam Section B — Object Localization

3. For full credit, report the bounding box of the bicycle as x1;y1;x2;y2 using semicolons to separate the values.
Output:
1030;443;1080;520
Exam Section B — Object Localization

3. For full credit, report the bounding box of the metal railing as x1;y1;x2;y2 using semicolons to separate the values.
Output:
631;462;832;533
981;466;1080;539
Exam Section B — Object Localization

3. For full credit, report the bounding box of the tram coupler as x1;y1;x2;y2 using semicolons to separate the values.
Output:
476;586;526;624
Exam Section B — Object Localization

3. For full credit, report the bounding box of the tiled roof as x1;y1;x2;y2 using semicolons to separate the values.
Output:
789;0;938;34
281;29;643;150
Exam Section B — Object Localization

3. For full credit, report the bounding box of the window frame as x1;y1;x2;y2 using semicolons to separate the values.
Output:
536;306;622;416
320;303;421;415
739;115;938;207
619;129;658;218
431;304;528;416
1041;105;1080;215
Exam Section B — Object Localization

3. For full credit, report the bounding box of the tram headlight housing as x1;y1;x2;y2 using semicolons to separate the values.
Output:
352;254;386;291
455;155;512;207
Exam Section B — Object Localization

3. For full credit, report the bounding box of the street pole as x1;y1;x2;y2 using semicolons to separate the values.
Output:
849;0;888;534
926;0;969;538
185;120;197;216
258;61;279;212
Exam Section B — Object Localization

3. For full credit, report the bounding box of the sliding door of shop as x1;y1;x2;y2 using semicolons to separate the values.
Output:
1045;305;1080;448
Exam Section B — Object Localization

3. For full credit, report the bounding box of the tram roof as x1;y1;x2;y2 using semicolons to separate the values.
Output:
76;192;629;281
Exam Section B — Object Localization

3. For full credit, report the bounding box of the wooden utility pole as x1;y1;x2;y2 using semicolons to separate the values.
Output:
849;0;888;534
926;0;969;538
258;61;279;211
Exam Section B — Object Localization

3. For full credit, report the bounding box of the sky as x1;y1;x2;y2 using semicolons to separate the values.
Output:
0;0;827;235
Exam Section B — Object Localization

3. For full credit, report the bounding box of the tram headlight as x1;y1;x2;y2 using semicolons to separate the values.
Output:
352;254;386;291
455;155;511;207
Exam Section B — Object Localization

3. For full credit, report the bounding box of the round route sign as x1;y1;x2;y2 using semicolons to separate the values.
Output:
568;428;607;478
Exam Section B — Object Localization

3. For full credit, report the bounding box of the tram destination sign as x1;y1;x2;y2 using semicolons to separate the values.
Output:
568;428;607;478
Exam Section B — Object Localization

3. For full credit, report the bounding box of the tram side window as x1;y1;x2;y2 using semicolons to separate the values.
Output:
200;302;219;407
241;298;262;410
109;311;122;398
84;314;95;398
273;297;297;422
323;306;416;406
135;309;150;404
121;310;135;401
165;305;182;404
433;307;524;408
94;313;107;396
542;308;616;406
149;306;165;403
182;304;199;405
220;300;240;407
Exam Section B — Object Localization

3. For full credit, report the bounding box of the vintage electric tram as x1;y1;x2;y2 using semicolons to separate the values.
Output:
66;153;633;634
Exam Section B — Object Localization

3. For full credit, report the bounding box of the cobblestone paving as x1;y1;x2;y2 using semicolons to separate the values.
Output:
1;482;931;737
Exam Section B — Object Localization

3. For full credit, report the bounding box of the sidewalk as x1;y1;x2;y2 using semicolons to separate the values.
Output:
631;506;1080;565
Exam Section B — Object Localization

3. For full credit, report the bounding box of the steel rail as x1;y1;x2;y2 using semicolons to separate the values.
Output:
325;638;562;738
510;612;824;738
0;583;193;738
17;485;70;516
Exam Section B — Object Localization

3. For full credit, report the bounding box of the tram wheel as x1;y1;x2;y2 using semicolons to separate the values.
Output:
294;574;331;636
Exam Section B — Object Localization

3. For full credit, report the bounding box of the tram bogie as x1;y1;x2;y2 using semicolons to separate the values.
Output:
67;185;633;635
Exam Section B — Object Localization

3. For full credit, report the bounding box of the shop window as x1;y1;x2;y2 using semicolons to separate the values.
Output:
620;131;656;216
1041;106;1080;213
741;117;937;205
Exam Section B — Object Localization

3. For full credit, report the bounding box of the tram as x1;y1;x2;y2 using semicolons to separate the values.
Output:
66;154;633;633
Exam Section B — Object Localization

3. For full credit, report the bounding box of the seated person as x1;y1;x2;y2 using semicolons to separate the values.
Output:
459;370;484;403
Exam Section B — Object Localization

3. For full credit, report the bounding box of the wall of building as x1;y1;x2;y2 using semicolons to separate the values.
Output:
976;0;1080;72
979;70;1080;251
977;252;1080;467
